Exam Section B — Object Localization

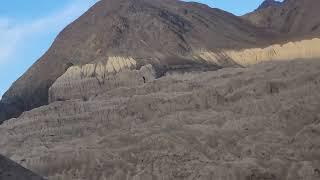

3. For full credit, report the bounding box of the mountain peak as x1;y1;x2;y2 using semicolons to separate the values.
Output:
256;0;282;10
243;0;320;36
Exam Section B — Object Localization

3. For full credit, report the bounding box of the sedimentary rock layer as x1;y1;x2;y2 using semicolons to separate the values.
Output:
196;38;320;66
49;60;155;102
48;38;320;104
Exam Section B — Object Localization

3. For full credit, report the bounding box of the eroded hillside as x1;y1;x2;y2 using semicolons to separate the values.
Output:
45;38;320;103
1;0;320;179
1;59;320;180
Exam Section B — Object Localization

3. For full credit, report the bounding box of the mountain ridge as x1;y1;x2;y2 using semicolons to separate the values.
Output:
243;0;320;37
256;0;282;11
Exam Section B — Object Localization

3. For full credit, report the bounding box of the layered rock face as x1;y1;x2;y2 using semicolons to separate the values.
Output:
48;37;320;103
49;58;156;102
0;0;272;123
1;59;320;180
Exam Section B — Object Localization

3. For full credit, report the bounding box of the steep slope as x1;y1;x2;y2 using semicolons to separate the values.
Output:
1;59;320;180
243;0;320;37
0;155;45;180
0;0;272;123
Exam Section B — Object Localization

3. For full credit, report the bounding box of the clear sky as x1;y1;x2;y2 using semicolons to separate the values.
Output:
0;0;267;98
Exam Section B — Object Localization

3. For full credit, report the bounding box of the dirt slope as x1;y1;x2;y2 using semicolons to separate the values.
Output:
0;0;273;123
1;59;320;180
243;0;320;37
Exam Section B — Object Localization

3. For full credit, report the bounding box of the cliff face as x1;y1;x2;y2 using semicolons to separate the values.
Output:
0;0;273;123
243;0;320;37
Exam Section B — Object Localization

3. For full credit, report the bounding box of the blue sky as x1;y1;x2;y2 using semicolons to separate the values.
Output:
0;0;267;98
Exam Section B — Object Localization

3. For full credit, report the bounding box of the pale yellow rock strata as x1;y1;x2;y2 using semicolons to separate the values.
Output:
195;38;320;66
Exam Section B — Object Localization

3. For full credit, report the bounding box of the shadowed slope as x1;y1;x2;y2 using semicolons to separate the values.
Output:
0;155;45;180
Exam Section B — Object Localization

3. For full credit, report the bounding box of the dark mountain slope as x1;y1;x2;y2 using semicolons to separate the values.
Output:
0;0;273;123
243;0;320;37
0;155;45;180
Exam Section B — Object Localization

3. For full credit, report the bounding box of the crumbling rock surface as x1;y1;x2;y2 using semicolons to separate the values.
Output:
1;59;320;180
49;62;156;103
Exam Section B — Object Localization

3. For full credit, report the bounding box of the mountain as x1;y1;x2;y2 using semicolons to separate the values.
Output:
256;0;282;11
1;0;320;179
243;0;320;37
0;0;273;123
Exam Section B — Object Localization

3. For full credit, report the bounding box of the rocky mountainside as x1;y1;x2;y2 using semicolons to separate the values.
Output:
47;37;320;103
0;0;273;124
243;0;320;37
1;59;320;179
1;0;320;179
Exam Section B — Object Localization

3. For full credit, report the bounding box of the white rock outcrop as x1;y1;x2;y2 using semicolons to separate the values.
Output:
49;57;155;102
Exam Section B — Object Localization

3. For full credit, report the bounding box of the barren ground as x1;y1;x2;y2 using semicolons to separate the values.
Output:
1;59;320;180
